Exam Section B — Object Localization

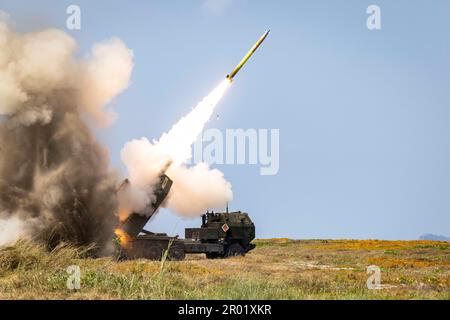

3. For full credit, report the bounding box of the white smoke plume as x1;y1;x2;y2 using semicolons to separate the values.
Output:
0;215;28;246
0;14;133;249
78;38;134;127
166;163;233;216
121;80;233;218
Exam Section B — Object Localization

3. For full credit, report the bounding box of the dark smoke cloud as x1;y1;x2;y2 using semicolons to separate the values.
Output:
0;13;133;252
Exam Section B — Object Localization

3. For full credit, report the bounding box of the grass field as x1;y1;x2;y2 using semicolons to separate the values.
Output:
0;239;449;299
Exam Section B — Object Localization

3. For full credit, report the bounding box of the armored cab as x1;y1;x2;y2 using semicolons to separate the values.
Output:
184;210;256;258
116;174;185;261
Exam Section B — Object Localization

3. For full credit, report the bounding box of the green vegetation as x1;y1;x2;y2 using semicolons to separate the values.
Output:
0;239;448;299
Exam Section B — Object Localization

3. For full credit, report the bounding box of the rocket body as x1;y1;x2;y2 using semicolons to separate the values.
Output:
226;30;270;81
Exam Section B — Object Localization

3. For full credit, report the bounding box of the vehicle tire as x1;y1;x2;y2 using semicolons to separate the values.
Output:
146;244;165;260
224;243;245;258
168;244;185;261
206;252;221;259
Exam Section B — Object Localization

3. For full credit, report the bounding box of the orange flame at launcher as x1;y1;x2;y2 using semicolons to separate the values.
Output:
114;228;132;248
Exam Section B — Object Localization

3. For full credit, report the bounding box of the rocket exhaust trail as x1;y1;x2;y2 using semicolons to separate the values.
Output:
119;79;232;218
164;29;270;156
147;29;272;165
120;30;271;219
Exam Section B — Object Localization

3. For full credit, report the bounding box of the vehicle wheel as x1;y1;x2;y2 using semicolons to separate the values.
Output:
146;245;164;260
206;252;221;259
225;243;245;258
168;245;185;261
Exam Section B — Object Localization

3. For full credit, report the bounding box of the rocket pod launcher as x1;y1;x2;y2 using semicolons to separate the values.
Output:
116;174;186;261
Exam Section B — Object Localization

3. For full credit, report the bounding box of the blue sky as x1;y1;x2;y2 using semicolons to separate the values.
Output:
1;0;449;239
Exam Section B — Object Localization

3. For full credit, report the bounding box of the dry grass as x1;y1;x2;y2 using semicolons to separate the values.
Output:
0;239;448;299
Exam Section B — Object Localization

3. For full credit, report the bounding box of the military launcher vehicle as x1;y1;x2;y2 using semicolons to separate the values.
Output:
115;174;255;261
